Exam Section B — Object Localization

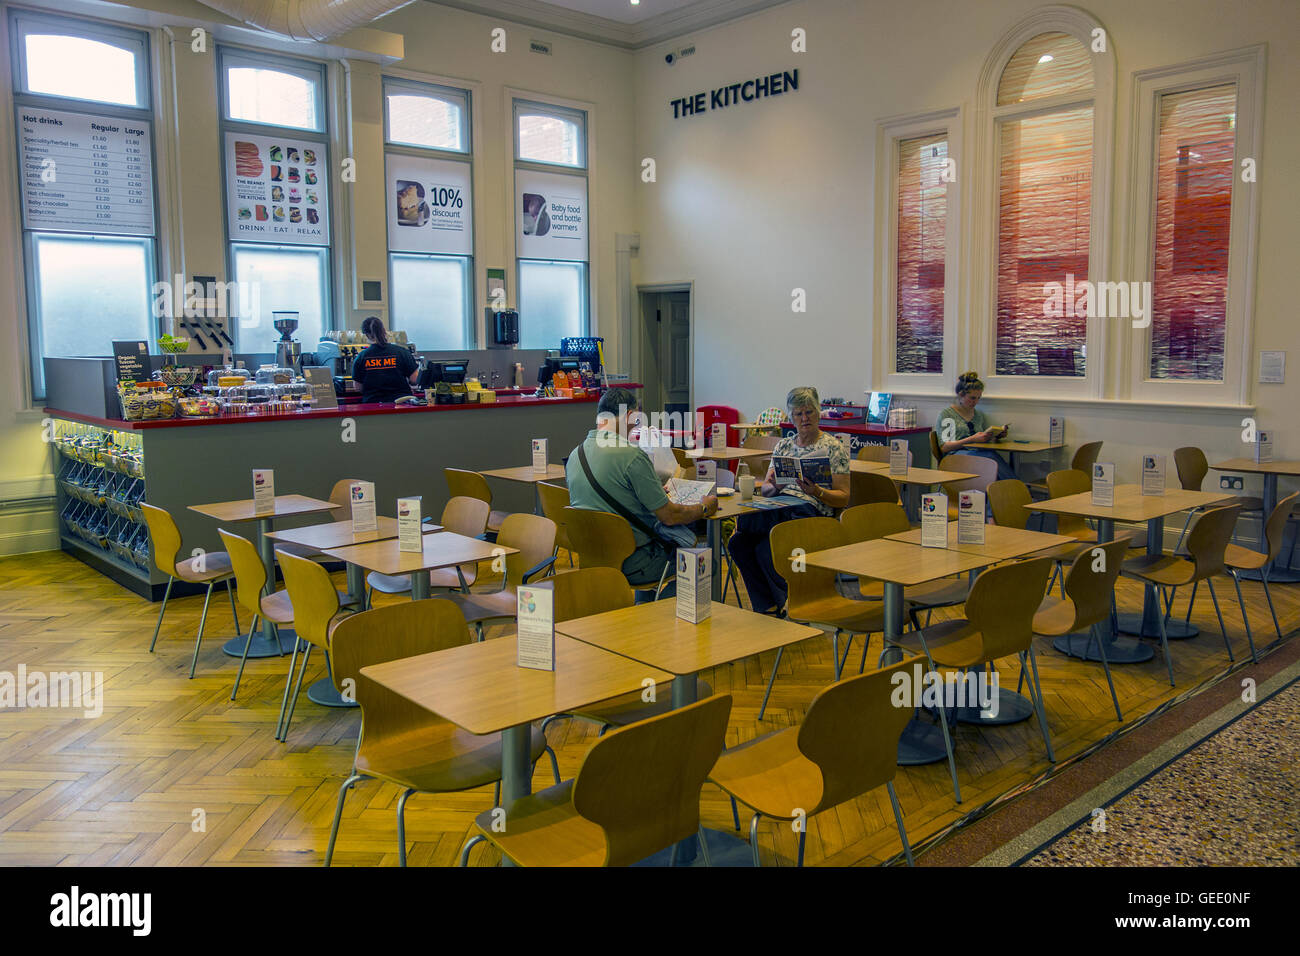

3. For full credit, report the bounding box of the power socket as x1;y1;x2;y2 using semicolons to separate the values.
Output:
1219;475;1244;490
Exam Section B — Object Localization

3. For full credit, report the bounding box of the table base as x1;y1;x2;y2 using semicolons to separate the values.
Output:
1236;566;1300;584
307;676;358;708
897;716;949;765
954;687;1034;726
632;827;754;867
1115;611;1197;641
221;627;299;660
1053;631;1153;663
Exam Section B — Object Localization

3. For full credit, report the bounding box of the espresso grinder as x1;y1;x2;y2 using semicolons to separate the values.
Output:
273;312;302;372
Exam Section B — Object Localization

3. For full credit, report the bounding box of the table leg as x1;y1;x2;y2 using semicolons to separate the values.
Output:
879;581;947;765
904;484;921;523
307;653;358;708
708;519;722;602
1057;518;1154;662
345;561;364;608
411;570;431;601
955;664;1034;725
223;517;297;659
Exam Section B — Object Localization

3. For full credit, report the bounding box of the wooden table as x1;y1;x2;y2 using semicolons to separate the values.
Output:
361;635;673;834
1029;484;1232;655
189;494;340;660
480;463;568;515
1211;458;1300;582
321;531;515;601
966;439;1062;454
886;522;1076;561
851;460;976;519
557;599;821;864
707;492;806;602
686;446;770;462
804;538;997;772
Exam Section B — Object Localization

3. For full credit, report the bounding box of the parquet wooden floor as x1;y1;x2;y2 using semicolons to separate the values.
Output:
0;548;1294;866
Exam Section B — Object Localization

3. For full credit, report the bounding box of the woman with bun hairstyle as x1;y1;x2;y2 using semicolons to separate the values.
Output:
933;371;1015;480
351;316;418;404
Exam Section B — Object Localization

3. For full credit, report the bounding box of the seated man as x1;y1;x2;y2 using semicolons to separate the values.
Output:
567;388;717;598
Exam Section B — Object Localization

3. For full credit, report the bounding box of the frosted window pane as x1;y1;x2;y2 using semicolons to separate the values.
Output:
390;254;470;350
25;34;139;106
519;261;584;348
518;114;581;167
387;93;464;151
227;67;319;131
232;245;327;351
33;235;151;360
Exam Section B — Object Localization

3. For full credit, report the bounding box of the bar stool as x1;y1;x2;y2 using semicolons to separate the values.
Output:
445;467;510;536
1224;491;1298;661
365;496;490;601
140;503;239;679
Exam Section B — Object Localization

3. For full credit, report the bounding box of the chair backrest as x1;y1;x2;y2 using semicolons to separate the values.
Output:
743;433;781;451
1070;441;1103;474
797;657;923;812
218;528;270;616
535;482;571;549
987;479;1032;530
1262;492;1300;561
139;502;181;577
857;445;913;467
1060;538;1130;631
276;550;342;650
444;468;492;506
1046;468;1092;536
330;599;471;746
563;507;635;571
713;468;736;490
929;430;944;465
940;453;999;498
698;404;741;449
496;512;557;590
849;470;902;508
571;693;732;867
769;516;844;616
441;495;491;537
965;556;1053;661
1172;447;1209;492
840;502;911;543
755;406;785;426
328;478;362;522
1186;504;1241;580
552;566;634;622
671;447;693;472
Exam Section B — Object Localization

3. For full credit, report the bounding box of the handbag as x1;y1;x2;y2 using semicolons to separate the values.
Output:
576;443;698;550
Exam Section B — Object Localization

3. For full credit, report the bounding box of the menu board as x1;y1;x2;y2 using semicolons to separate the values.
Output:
516;168;587;261
386;154;472;255
17;107;154;236
224;131;328;245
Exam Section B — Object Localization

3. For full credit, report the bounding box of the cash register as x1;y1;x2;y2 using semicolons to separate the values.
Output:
418;360;469;404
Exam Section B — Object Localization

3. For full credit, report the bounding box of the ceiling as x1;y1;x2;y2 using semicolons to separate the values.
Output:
423;0;791;48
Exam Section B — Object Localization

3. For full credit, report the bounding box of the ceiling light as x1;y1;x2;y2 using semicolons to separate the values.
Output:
1038;54;1054;63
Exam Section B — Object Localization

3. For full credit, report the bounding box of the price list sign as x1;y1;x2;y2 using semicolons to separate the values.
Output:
17;107;154;236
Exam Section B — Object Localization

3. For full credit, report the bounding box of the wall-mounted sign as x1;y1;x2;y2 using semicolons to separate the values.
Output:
386;154;472;256
18;107;154;235
516;169;587;262
224;131;328;245
670;68;799;119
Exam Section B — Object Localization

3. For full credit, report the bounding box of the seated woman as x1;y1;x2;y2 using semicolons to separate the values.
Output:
934;371;1016;481
727;386;850;615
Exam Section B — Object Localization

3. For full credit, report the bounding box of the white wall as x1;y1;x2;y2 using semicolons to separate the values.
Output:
631;0;1300;518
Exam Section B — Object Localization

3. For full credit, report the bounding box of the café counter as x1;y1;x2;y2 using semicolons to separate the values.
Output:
46;389;634;598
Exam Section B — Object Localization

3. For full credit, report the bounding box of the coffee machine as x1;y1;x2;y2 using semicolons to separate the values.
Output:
273;312;301;371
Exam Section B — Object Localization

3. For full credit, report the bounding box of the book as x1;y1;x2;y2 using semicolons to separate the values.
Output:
676;548;711;624
1141;454;1165;496
349;481;376;534
516;582;555;671
772;455;833;488
666;477;716;506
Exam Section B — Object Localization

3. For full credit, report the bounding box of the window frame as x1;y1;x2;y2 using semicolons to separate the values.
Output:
513;98;587;170
1123;47;1265;407
515;259;589;351
219;45;326;134
10;9;149;109
383;76;469;154
874;107;962;393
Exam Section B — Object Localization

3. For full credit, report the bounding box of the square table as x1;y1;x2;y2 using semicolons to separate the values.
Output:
190;494;340;659
851;459;976;520
804;538;997;768
1029;484;1232;657
320;531;516;601
686;446;771;463
1211;458;1300;583
480;464;568;515
965;439;1064;477
886;521;1076;561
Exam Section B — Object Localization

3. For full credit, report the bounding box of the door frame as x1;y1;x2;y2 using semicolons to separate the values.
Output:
635;281;693;414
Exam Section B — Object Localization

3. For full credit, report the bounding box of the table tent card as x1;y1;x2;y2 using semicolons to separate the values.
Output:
1255;430;1273;463
694;459;717;484
1049;416;1065;446
1092;463;1115;507
350;481;377;534
889;438;909;476
397;496;422;552
676;547;711;624
516;581;555;671
921;493;948;547
957;490;986;545
532;438;548;473
1141;454;1166;496
252;469;275;514
711;422;728;449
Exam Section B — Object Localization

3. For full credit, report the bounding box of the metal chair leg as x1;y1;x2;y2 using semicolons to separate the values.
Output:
1183;580;1199;627
225;578;240;633
859;632;873;674
1091;622;1123;721
230;613;260;701
1229;571;1258;664
749;812;763;868
324;772;364;866
835;631;854;679
698;826;713;867
1152;586;1175;687
757;646;784;720
1025;647;1055;763
396;788;415;866
1260;575;1283;643
931;665;962;803
458;834;486;866
796;825;807;867
493;781;500;807
1205;578;1233;662
545;745;561;785
188;582;215;679
730;796;741;831
831;630;842;680
150;577;174;652
887;781;913;866
276;635;302;740
280;644;313;742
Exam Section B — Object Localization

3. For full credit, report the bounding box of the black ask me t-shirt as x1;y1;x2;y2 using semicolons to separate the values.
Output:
352;343;417;403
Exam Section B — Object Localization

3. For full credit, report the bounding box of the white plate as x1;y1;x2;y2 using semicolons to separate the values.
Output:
716;488;736;496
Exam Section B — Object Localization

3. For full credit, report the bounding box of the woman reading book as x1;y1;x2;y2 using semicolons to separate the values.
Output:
934;371;1015;480
727;386;850;615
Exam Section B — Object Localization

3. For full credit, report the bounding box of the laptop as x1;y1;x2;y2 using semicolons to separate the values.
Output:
867;391;893;424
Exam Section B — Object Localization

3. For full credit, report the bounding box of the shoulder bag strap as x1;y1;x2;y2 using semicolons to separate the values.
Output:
577;441;662;542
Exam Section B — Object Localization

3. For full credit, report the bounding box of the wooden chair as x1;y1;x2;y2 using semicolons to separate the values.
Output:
445;467;509;535
743;433;780;477
323;599;559;866
1045;469;1100;544
563;506;673;598
1121;505;1241;686
709;657;923;866
758;517;886;720
536;481;574;565
275;551;356;742
1032;538;1131;722
434;513;557;641
857;445;913;467
140;502;238;679
1224;492;1298;659
987;478;1111;592
1028;441;1102;499
220;528;295;702
890;556;1055;802
459;694;733;867
327;478;362;522
929;430;944;466
366;496;490;600
671;446;694;473
849;470;902;508
939;454;999;518
1172;446;1263;553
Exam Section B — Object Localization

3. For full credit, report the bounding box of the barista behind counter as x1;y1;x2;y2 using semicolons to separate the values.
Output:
352;316;418;403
